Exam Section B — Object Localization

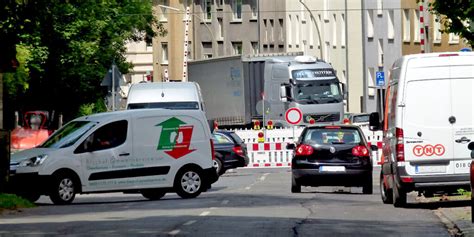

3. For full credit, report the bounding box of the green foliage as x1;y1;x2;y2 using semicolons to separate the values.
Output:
0;193;35;210
429;0;474;47
457;188;471;198
77;99;107;117
1;0;166;125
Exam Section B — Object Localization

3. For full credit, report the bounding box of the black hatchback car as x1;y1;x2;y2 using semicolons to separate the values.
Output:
289;125;374;194
212;130;249;175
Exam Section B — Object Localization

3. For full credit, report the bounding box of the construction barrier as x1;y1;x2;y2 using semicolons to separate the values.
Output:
234;127;384;168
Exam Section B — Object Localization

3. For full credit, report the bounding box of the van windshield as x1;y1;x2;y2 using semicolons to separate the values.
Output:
128;102;199;110
40;121;97;148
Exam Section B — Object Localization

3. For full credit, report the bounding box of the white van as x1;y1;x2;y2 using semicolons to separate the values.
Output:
126;82;205;111
9;109;218;204
370;52;474;207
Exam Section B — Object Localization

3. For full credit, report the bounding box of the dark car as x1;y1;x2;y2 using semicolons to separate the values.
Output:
212;130;249;175
289;125;374;194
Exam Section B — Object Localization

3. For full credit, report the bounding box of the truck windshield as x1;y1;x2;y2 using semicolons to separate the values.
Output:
40;121;97;148
293;79;343;104
128;102;199;110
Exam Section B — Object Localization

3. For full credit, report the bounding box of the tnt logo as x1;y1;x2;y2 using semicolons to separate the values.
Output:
413;144;445;157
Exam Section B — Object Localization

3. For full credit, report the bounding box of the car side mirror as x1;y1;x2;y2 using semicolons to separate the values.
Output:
369;112;382;131
468;142;474;159
286;143;296;150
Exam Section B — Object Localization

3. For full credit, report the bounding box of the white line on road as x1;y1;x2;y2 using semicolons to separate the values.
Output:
210;207;218;210
245;186;251;190
199;211;210;216
183;220;197;226
221;200;229;205
168;230;180;235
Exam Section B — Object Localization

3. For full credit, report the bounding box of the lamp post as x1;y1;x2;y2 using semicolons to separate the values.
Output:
159;5;216;80
299;0;324;60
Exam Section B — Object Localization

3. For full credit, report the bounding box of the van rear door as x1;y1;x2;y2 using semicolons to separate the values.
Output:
402;56;456;175
450;55;474;174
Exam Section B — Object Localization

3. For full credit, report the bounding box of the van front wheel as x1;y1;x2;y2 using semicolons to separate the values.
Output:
49;174;77;205
175;168;203;199
393;184;407;208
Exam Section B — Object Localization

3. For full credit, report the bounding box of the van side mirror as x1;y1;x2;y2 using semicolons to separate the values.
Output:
286;143;296;149
369;112;382;131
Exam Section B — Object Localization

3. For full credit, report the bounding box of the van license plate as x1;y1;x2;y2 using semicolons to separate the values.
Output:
454;161;471;174
415;165;446;174
320;166;346;172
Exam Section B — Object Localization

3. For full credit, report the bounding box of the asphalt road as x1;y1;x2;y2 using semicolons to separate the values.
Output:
0;168;450;236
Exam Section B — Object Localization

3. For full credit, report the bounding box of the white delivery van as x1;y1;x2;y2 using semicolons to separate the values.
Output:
126;82;205;111
8;109;218;204
370;52;474;207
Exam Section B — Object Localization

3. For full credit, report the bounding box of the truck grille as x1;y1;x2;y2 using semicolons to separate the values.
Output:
304;113;340;123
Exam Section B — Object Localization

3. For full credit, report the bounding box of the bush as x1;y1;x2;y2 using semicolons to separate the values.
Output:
0;193;35;211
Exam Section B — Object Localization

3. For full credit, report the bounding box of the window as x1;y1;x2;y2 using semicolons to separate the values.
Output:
279;19;284;41
295;15;300;46
264;19;268;42
377;0;383;15
368;67;375;96
366;10;374;38
159;0;169;21
332;14;337;47
270;19;274;41
251;42;258;54
288;15;292;45
433;16;442;43
231;0;242;20
378;39;383;67
218;18;224;39
145;34;153;47
232;42;242;55
449;33;460;44
402;9;410;42
387;10;394;39
340;14;345;47
212;133;232;144
84;120;128;151
161;43;168;64
413;10;420;42
203;0;212;20
251;0;258;19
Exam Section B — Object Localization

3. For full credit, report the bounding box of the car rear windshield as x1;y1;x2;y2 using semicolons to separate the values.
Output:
303;128;362;145
128;102;199;110
229;133;244;144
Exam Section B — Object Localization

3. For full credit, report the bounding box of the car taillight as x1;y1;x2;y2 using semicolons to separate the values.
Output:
352;145;369;157
396;127;405;162
296;144;314;156
233;145;244;156
210;139;215;160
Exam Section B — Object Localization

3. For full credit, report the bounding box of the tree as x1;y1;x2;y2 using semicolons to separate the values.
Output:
1;0;166;126
429;0;474;47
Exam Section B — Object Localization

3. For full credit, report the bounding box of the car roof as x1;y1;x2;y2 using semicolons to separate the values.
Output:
306;124;361;129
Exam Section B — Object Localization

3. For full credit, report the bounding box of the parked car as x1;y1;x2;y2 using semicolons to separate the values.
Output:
288;125;375;194
212;130;249;175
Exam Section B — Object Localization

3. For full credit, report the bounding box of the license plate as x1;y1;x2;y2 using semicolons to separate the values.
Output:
415;165;446;174
319;166;346;172
454;160;471;174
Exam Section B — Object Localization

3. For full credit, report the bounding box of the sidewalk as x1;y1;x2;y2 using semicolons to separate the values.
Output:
437;205;474;237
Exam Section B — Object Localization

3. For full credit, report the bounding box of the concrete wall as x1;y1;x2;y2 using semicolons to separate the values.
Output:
259;0;286;54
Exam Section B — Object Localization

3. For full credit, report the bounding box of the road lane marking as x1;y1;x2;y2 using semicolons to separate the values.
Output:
221;200;229;205
210;207;218;210
245;186;251;190
199;211;210;216
168;230;180;235
183;220;196;226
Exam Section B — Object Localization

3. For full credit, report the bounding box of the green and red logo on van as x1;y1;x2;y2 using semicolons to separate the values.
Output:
156;117;195;159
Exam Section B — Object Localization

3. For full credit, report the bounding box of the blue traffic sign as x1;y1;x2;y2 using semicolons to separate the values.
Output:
376;71;385;87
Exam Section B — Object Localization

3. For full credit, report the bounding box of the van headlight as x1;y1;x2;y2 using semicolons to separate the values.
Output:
19;154;48;167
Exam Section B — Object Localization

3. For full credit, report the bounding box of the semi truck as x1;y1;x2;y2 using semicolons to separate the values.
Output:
188;53;345;128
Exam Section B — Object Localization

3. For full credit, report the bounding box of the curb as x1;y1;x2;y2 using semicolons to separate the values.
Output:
435;209;464;237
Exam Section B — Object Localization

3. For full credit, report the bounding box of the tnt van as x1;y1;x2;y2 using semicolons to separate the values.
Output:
370;52;474;207
126;82;205;111
8;109;218;204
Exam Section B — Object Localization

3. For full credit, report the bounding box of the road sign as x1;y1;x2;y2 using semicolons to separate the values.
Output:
285;108;302;125
376;71;385;87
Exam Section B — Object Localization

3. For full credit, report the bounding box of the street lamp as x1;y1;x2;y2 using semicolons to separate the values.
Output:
299;0;324;60
159;5;216;58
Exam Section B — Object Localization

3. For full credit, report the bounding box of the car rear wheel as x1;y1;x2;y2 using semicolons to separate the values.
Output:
291;175;301;193
141;190;166;200
49;173;77;205
380;174;393;204
362;174;373;194
213;157;224;175
175;167;204;199
393;184;407;208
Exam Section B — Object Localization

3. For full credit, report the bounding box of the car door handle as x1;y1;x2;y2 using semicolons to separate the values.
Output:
119;153;130;156
455;137;471;144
